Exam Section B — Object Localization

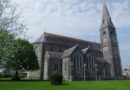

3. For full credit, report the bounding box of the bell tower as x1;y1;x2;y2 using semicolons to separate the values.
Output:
100;1;122;79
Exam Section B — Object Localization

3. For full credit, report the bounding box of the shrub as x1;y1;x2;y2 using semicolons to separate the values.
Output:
49;72;63;85
11;77;21;81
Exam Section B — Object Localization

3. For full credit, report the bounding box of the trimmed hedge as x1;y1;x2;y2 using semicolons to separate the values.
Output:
49;72;63;85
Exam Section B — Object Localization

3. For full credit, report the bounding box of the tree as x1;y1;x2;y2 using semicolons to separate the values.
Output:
0;0;26;34
0;30;15;64
0;0;26;64
5;39;39;80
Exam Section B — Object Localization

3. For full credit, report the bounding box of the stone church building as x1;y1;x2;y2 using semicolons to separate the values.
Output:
27;2;122;80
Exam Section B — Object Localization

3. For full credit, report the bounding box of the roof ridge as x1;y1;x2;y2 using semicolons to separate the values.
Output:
44;32;100;44
48;51;63;54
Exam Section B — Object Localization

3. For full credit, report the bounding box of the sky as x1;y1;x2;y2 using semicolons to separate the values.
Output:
12;0;130;69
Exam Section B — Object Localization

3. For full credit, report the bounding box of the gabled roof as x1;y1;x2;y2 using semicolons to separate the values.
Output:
45;51;63;59
35;33;46;43
33;32;101;51
62;45;78;58
82;46;89;54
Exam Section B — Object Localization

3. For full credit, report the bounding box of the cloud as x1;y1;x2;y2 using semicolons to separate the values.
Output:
110;0;130;28
12;0;130;68
12;0;130;41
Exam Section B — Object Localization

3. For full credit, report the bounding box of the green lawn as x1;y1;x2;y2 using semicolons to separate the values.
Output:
0;80;130;90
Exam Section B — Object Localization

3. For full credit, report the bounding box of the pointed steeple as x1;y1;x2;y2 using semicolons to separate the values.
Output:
103;0;110;19
101;1;115;29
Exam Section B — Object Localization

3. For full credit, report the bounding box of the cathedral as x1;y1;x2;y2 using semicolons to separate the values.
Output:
27;2;122;80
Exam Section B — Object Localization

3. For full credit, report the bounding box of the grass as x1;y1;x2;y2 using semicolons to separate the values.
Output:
0;80;130;90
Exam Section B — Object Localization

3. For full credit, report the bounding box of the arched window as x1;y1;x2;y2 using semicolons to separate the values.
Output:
64;62;67;71
54;63;59;72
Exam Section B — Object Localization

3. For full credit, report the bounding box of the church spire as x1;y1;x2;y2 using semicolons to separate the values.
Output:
101;1;115;29
103;0;110;19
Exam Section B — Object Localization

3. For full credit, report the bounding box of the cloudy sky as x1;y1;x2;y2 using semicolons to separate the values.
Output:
12;0;130;69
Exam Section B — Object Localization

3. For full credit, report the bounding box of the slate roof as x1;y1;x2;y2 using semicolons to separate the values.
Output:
46;51;63;59
35;33;46;43
34;32;101;51
62;45;78;58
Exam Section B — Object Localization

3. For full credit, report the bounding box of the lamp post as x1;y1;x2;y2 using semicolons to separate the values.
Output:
95;64;98;80
128;58;130;79
103;69;106;79
84;63;86;80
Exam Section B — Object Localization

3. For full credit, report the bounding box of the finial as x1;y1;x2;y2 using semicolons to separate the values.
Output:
103;0;107;6
44;27;46;33
104;0;107;3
